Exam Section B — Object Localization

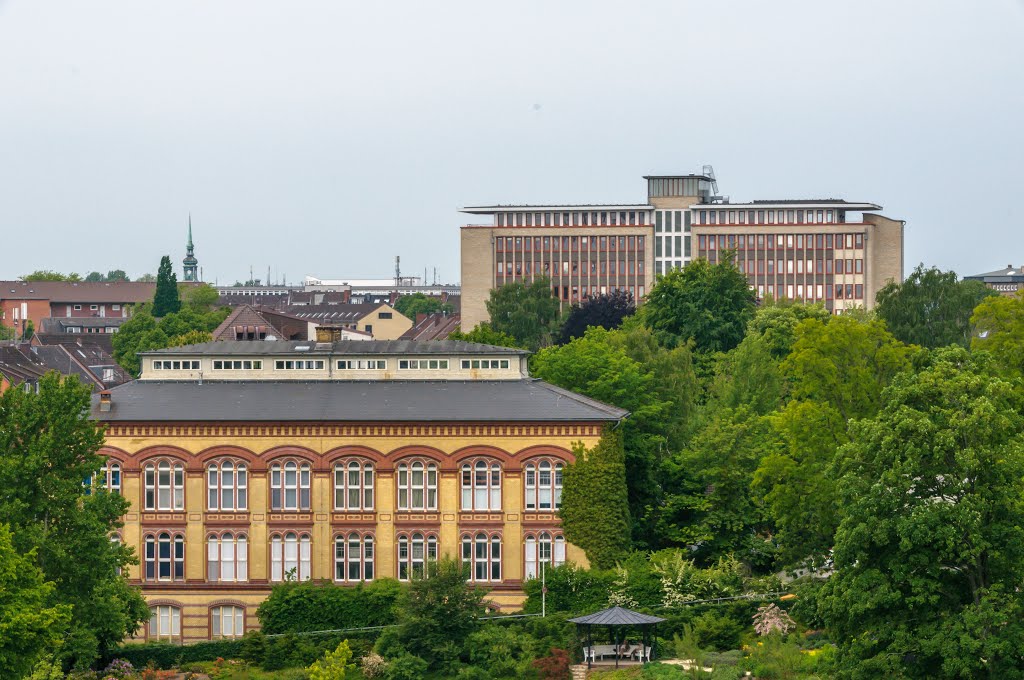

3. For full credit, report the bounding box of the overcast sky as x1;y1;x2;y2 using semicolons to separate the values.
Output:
1;1;1022;284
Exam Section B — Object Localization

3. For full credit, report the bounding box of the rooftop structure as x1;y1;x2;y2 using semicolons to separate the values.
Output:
965;264;1024;296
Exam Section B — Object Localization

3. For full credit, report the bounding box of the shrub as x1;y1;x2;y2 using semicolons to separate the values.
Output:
692;611;746;651
257;578;403;634
108;639;244;669
384;653;428;680
307;640;356;679
465;624;537;677
522;563;615;615
532;647;571;680
360;651;389;678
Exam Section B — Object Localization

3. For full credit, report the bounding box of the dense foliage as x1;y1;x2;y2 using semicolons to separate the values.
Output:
256;579;402;634
558;290;636;344
875;264;996;348
84;270;131;282
559;430;631;569
0;374;148;670
449;321;523;349
394;292;453;318
483;276;563;350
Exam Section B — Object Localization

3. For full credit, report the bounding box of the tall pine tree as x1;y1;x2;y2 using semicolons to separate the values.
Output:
152;255;181;317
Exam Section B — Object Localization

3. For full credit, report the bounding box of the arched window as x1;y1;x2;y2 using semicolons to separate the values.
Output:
460;459;501;511
101;461;121;494
396;460;438;511
149;605;181;642
462;532;501;583
524;459;564;511
397;532;437;581
270;532;311;582
524;531;566;579
211;605;245;639
144;459;185;510
270;460;311;511
207;532;248;582
144;531;184;582
334;460;374;511
334;532;374;582
207;460;248;511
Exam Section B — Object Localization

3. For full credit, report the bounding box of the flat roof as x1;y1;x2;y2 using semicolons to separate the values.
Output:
461;204;652;214
91;379;628;422
140;339;528;357
694;200;881;210
642;174;713;181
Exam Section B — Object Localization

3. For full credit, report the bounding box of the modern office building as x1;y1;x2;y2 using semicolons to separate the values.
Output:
459;170;904;328
92;338;625;642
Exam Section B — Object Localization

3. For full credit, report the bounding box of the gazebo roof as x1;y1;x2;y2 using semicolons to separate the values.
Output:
568;606;666;626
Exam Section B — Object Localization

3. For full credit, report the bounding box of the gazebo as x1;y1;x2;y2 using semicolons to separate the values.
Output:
568;605;666;668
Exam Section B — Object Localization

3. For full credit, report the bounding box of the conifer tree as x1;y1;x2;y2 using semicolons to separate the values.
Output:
152;255;181;317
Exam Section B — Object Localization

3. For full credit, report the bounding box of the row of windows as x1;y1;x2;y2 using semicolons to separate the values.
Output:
721;258;865;276
495;235;646;251
212;360;263;370
495;211;648;227
398;359;449;370
134;458;564;512
699;233;864;251
275;360;326;370
142;530;565;585
654;210;690;234
461;359;509;369
695;208;845;226
498;259;646;277
754;283;865;302
149;604;243;642
655;234;691;259
152;360;201;370
337;360;387;369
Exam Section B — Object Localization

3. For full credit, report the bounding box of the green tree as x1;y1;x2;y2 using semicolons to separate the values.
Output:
658;407;781;569
21;270;82;282
641;254;756;353
819;347;1024;678
167;329;213;347
394;293;452;319
558;290;636;344
971;290;1024;378
393;558;487;670
709;334;785;416
532;327;691;545
449;322;523;349
484;276;562;350
152;255;181;317
559;429;631;569
136;273;156;282
179;282;220;312
753;400;847;567
0;320;14;341
112;312;169;377
875;264;996;349
782;315;914;422
746;299;832;360
106;269;129;282
22;319;34;341
84;271;104;282
0;524;71;678
0;374;148;669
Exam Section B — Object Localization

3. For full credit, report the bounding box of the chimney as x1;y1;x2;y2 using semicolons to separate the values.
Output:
342;289;351;303
99;390;112;412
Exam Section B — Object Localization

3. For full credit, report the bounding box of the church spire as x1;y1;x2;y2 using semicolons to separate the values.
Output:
183;214;199;282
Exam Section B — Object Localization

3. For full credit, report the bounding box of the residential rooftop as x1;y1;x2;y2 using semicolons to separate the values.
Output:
141;339;526;357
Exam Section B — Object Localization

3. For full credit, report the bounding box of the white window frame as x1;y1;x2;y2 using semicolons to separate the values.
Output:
149;605;181;642
210;605;245;639
334;532;375;582
524;459;564;511
460;459;501;511
269;460;311;511
207;532;248;582
145;531;185;582
395;460;438;511
462;532;501;583
397;532;437;581
524;531;566;579
207;460;248;511
333;459;374;511
144;460;185;511
270;532;311;582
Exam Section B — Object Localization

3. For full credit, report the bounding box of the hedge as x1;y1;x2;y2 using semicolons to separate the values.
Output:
257;578;403;634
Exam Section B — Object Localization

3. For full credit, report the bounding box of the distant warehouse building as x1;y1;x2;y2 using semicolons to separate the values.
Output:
459;169;904;329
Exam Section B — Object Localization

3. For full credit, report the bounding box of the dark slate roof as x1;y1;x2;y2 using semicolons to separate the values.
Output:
568;606;666;626
141;340;527;356
90;379;629;423
964;265;1024;282
38;317;127;332
400;313;461;341
212;305;287;341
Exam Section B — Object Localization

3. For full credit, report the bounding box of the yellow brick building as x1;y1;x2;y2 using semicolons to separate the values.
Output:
92;339;625;643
